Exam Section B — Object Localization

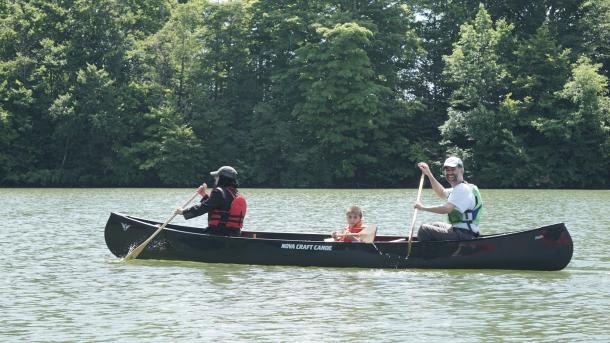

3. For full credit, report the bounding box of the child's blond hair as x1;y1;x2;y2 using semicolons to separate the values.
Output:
345;205;363;218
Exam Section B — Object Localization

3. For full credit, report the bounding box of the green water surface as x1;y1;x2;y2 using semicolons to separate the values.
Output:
1;188;608;342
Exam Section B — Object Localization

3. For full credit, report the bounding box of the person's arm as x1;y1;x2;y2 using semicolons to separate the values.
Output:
417;162;446;199
414;201;455;214
181;188;225;219
414;184;469;215
332;227;351;241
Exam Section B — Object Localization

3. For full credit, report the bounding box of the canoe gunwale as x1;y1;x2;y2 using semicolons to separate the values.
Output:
113;211;566;244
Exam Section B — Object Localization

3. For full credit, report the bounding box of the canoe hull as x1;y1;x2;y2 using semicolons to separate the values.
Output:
104;212;573;271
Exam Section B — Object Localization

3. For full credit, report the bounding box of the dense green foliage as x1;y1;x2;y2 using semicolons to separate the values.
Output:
1;0;608;188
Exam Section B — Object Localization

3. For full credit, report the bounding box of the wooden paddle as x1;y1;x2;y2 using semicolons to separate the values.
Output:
123;189;200;261
407;173;425;257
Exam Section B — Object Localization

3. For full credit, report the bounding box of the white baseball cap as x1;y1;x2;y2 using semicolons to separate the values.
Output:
443;156;463;168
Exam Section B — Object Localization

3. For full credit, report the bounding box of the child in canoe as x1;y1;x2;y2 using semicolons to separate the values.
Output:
331;205;366;242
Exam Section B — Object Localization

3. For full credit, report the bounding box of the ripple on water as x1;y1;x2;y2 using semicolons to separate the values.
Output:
0;188;609;342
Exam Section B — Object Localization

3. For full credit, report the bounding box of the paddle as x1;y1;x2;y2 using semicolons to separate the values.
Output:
123;189;201;261
407;173;425;257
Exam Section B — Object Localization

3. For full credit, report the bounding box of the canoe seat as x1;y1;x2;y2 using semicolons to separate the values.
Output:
356;224;377;243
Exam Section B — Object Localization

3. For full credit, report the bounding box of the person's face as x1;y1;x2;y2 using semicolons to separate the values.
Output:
442;166;463;182
214;175;219;186
346;213;361;225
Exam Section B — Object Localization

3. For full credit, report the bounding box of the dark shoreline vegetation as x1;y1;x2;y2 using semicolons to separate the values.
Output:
1;1;609;189
1;186;609;192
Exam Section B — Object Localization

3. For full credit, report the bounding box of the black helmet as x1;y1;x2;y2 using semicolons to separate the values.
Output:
210;166;238;179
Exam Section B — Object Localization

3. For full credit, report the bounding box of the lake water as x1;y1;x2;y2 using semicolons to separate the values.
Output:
1;188;609;342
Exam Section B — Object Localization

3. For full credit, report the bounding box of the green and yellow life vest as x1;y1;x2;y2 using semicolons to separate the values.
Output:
447;183;483;227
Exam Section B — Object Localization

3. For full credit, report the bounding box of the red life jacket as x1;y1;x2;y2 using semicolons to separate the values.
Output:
338;221;365;242
208;188;247;230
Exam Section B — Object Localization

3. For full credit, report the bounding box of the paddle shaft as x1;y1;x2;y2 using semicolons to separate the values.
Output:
407;173;425;257
123;190;200;260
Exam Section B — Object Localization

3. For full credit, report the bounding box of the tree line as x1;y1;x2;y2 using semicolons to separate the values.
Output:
1;0;608;188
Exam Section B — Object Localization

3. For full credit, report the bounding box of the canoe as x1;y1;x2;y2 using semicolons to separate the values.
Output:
104;212;573;271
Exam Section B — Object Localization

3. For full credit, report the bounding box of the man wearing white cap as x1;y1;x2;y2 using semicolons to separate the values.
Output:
413;156;483;241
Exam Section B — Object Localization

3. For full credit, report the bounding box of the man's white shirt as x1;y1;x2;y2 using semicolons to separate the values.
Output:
443;183;479;233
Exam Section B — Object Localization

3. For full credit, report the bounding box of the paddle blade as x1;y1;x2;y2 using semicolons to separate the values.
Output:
123;241;148;260
121;190;197;261
123;226;163;260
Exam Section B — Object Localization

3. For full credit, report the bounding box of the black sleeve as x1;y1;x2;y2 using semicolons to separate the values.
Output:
182;189;224;220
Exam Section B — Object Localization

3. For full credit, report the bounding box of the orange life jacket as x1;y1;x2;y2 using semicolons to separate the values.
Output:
208;188;247;230
339;221;365;242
